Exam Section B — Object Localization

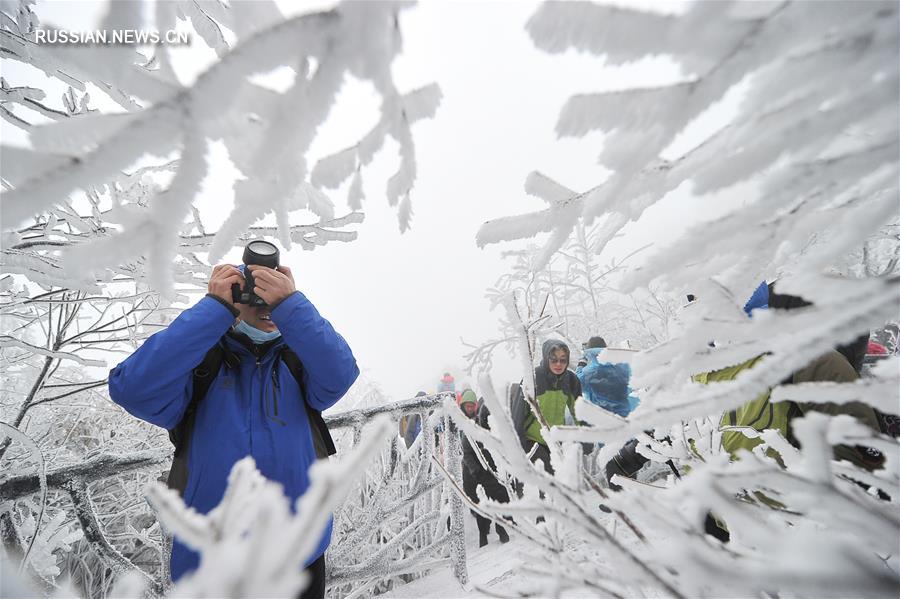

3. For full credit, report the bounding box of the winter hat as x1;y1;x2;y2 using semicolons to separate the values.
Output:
415;391;427;397
587;336;607;349
868;340;888;355
459;389;477;406
742;281;769;316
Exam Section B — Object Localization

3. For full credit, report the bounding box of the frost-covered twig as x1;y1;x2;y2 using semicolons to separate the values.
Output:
2;2;440;297
0;336;103;367
0;424;46;577
63;477;162;595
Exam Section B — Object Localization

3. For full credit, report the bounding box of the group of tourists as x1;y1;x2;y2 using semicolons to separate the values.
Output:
434;334;641;546
447;281;893;547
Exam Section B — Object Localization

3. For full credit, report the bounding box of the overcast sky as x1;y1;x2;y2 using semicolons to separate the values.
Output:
4;1;745;401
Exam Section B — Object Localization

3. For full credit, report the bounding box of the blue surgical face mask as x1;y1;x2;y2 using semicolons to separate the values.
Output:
234;320;282;344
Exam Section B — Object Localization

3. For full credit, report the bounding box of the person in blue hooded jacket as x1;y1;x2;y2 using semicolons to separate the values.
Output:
108;262;359;597
576;336;639;418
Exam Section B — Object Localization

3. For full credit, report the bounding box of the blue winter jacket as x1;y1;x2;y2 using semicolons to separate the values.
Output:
108;292;359;581
576;348;639;418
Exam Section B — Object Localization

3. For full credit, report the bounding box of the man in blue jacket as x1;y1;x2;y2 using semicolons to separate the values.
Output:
109;262;359;597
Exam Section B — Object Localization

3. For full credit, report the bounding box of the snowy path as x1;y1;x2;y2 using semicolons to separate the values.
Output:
380;534;536;598
380;512;616;598
378;507;669;598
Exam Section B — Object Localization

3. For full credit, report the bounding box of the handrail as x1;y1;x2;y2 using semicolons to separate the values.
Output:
324;392;453;429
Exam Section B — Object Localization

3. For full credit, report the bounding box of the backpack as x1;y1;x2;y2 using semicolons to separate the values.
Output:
509;381;531;449
583;362;631;404
166;341;336;495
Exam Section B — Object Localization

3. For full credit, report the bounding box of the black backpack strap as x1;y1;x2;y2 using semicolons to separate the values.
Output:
166;341;229;495
280;348;337;458
510;379;532;449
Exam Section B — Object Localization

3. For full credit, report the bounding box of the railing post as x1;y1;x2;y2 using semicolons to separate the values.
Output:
422;410;437;547
444;412;468;587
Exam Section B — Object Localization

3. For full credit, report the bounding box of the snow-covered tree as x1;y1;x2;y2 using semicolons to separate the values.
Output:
2;0;440;297
472;221;678;372
464;2;899;597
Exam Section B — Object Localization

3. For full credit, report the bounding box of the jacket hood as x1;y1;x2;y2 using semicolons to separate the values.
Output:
540;339;570;371
534;339;575;396
583;347;605;363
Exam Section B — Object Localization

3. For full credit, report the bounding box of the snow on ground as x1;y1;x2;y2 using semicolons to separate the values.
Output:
381;505;665;598
380;521;538;598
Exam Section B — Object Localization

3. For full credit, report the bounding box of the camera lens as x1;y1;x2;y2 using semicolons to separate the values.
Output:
242;240;279;269
248;240;277;256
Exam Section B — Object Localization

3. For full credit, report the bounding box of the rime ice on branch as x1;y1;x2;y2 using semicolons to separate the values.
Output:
1;0;441;297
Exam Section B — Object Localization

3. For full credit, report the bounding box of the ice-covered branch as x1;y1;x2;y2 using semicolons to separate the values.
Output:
63;477;163;595
2;1;440;296
482;1;898;284
0;450;170;502
0;335;104;366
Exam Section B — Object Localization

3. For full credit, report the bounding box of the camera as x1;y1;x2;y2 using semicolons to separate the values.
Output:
232;240;279;306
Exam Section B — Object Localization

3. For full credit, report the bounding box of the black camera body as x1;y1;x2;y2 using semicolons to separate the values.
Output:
232;240;279;306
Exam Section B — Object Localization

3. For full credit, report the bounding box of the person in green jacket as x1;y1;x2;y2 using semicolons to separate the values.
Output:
517;339;582;473
701;349;881;470
706;283;883;470
695;283;885;542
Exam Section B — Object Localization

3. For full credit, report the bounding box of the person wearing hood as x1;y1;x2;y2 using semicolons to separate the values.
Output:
513;339;582;473
108;261;359;598
460;391;511;547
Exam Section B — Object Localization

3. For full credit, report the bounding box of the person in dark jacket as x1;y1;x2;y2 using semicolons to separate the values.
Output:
108;262;359;596
460;392;510;547
514;339;582;474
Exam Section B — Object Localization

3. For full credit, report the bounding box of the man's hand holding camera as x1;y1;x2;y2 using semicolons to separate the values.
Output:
247;265;296;307
209;264;244;307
